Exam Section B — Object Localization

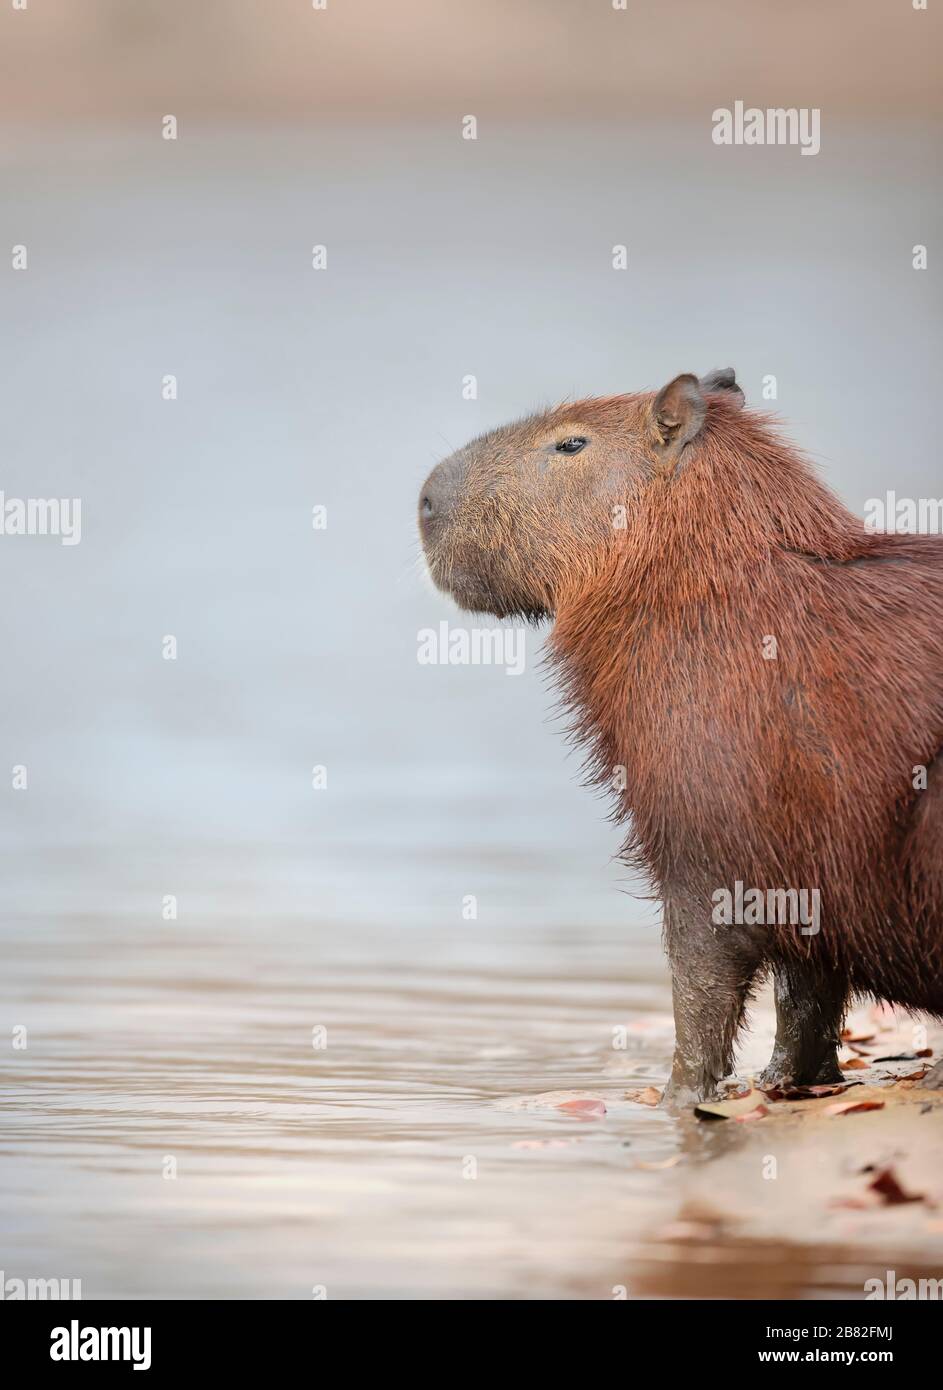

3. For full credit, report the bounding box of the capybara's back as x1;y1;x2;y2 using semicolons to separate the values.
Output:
419;368;943;1102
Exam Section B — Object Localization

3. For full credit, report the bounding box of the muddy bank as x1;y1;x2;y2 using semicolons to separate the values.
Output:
626;1008;943;1299
631;1080;943;1299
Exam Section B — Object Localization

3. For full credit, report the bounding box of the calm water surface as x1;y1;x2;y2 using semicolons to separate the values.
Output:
3;901;682;1299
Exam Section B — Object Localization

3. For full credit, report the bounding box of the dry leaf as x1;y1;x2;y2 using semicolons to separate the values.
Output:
822;1099;885;1117
556;1098;606;1118
511;1138;579;1150
840;1057;869;1070
636;1154;682;1171
761;1081;858;1101
734;1104;770;1123
694;1088;767;1121
625;1086;662;1107
868;1166;925;1206
500;1089;610;1113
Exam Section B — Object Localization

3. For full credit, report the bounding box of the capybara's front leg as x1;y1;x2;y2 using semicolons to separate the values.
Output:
662;900;761;1107
757;965;846;1089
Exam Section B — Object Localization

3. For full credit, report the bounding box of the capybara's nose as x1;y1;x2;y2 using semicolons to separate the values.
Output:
419;458;462;537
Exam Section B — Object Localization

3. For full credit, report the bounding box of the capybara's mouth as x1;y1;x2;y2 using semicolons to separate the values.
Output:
427;558;500;612
426;552;548;622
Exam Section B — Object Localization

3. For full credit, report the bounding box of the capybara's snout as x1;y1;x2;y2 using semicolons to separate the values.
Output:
418;454;464;545
420;451;504;613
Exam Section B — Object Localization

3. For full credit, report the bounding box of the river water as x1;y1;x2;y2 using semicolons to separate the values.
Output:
3;908;684;1299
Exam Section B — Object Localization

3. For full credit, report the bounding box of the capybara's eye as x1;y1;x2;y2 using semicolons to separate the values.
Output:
555;436;587;455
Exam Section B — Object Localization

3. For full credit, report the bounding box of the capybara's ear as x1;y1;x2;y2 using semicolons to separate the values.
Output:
651;373;707;459
699;367;745;408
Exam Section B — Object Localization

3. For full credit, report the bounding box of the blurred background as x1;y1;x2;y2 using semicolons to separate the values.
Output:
0;0;941;1299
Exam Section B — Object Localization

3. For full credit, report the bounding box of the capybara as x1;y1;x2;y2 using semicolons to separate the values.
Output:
418;369;943;1103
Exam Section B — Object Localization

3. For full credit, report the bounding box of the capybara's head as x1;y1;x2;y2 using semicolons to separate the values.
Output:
419;369;744;619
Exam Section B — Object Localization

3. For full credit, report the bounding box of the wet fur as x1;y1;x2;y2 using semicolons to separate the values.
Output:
420;385;943;1100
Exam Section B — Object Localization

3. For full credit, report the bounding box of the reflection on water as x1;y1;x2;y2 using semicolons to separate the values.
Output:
7;903;940;1299
2;905;682;1299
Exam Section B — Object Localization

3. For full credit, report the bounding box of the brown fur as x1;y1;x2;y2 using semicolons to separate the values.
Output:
419;375;943;1102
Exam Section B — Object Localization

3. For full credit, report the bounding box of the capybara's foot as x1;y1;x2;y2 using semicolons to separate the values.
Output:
918;1058;943;1090
756;1065;788;1091
756;1048;792;1091
813;1055;845;1085
757;1053;843;1091
660;1075;725;1111
660;1082;697;1111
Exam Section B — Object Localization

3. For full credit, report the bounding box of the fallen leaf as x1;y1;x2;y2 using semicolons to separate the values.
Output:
636;1154;682;1171
761;1081;859;1101
842;1029;877;1044
898;1067;930;1082
694;1088;767;1121
868;1166;926;1206
511;1138;579;1150
734;1104;770;1123
822;1099;885;1117
556;1098;606;1119
840;1057;869;1070
625;1086;662;1107
499;1089;610;1113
